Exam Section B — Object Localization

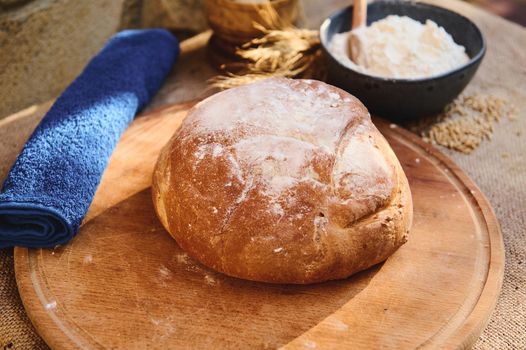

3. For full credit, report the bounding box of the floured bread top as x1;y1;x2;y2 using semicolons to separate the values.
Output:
178;78;395;221
153;78;409;284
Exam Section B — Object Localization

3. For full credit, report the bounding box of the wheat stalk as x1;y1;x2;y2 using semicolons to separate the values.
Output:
209;3;324;89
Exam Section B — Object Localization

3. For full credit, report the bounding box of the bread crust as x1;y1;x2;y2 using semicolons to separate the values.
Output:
152;78;412;284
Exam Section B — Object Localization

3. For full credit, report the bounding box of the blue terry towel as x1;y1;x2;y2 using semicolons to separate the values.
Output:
0;29;179;248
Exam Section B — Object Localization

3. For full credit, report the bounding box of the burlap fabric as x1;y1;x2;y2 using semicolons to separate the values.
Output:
0;0;524;348
0;249;48;349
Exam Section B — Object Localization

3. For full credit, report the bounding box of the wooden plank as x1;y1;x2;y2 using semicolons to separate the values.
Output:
13;101;504;350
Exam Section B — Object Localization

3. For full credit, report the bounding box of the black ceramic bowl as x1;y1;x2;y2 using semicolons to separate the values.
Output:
320;1;486;120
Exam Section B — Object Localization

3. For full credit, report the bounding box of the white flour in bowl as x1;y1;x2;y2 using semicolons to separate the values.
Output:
329;15;470;79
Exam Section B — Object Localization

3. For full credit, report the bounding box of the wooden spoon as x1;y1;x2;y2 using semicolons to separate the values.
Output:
352;0;367;29
348;0;367;60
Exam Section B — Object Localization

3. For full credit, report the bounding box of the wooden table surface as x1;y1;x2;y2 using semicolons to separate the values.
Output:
0;1;525;349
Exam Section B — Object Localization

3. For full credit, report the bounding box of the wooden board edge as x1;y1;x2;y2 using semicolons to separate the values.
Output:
14;247;81;350
374;120;505;349
11;100;203;350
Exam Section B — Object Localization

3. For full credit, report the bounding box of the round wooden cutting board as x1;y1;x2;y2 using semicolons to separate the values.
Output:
14;101;504;350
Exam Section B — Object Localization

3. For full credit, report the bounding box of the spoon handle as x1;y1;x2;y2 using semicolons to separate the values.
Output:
352;0;367;29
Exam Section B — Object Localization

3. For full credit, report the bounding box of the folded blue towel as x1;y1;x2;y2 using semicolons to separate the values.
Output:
0;29;179;248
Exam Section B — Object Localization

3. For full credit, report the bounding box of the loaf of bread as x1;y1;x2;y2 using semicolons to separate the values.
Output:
152;78;412;284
